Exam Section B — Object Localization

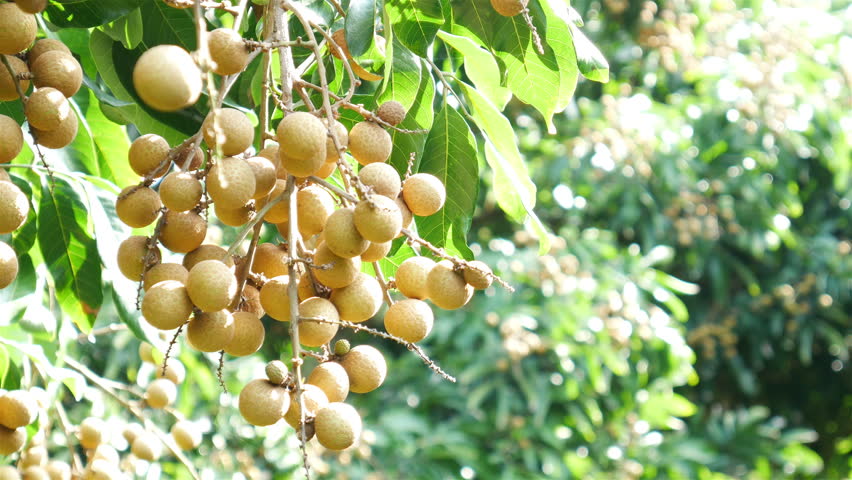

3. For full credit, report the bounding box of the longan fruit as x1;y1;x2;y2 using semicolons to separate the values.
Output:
298;297;339;347
259;178;289;223
312;243;361;289
207;28;250;75
324;119;349;163
208;156;256;208
157;359;186;385
133;45;202;112
256;142;279;162
187;310;235;352
395;256;435;300
340;345;386;393
202;108;254;156
297;272;320;301
395;195;413;234
91;444;119;464
276;112;327;172
314;402;362;451
0;55;29;101
143;262;188;291
0;241;19;289
284;384;328;428
13;0;47;14
128;134;170;178
353;195;402;243
32;111;78;150
296;185;335;238
244;156;277;199
358;162;401;198
402;173;446;216
159;210;207;253
348;121;392;166
307;362;349;403
141;280;193;330
117;236;160;281
21;467;48;480
138;342;155;364
24;87;70;131
426;260;473;310
173;145;204;171
31;51;82;98
0;169;9;183
214;201;253;226
237;283;265;318
360;240;392;262
251;242;288;279
186;259;238;312
238;378;290;427
0;4;36;55
159;172;202;211
131;432;161;461
259;275;292;321
490;0;528;16
0;390;37;429
384;299;433;343
0;180;30;234
145;378;177;409
45;461;70;480
0;465;17;480
265;360;288;385
376;100;406;126
20;445;46;468
224;311;265;357
115;186;162;228
464;260;493;290
329;272;382;323
323;207;369;259
78;417;105;450
0;114;23;163
27;39;70;66
171;420;201;450
183;244;233;271
315;159;338;179
0;425;25;455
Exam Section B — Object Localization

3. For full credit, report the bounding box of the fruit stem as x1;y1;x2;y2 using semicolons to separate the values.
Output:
372;261;395;306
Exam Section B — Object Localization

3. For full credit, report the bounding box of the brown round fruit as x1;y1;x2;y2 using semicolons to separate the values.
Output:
358;162;401;198
395;195;413;235
426;260;473;310
174;145;204;171
323;207;369;259
276;112;327;171
237;284;265;317
0;426;26;455
296;185;335;238
259;275;292;321
238;378;290;427
0;241;19;289
133;45;202;112
244;156;277;199
340;344;387;394
0;115;23;163
31;51;82;98
0;180;29;234
307;362;349;403
329;272;382;323
141;280;193;330
171;420;201;450
360;240;392;262
207;28;250;75
324;119;349;163
0;390;37;429
157;359;186;385
202;108;254;156
115;186;162;228
159;172;202;211
251;242;289;279
0;55;29;101
0;4;36;55
143;262;188;291
128;134;170;178
261;179;290;223
402;173;446;216
183;244;233;271
13;0;47;14
464;260;493;290
224;311;265;357
145;378;177;409
353;195;402;243
376;100;406;126
384;298;434;343
490;0;528;16
214;201;253;227
78;417;105;450
187;310;235;352
32;110;78;149
207;156;256;208
314;402;362;451
283;384;328;429
312;243;361;289
348;121;392;166
298;297;340;347
186;259;238;312
394;256;435;300
117;236;160;281
159;210;207;253
131;432;161;461
27;39;70;66
24;87;70;131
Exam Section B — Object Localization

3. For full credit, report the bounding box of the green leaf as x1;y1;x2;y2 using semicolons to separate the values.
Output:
100;8;144;50
568;23;609;83
377;39;422;111
0;344;8;388
436;30;511;110
110;284;152;343
0;98;24;123
382;57;435;176
385;0;444;57
44;0;140;28
415;106;478;260
540;0;580;112
82;90;136;188
345;0;376;57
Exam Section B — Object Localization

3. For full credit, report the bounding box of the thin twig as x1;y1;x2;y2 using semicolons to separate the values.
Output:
75;323;128;342
372;262;394;306
521;9;545;55
217;350;227;392
54;402;84;474
162;322;186;377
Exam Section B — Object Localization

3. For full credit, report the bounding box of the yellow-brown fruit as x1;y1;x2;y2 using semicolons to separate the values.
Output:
384;299;433;342
251;242;288;279
44;461;70;480
202;108;254;156
324;119;349;162
297;272;320;301
173;145;204;171
0;55;29;101
0;241;19;289
0;4;36;54
91;444;119;464
0;180;29;234
238;378;290;427
402;173;446;216
13;0;47;14
31;51;82;98
324;207;369;259
187;310;235;352
122;423;145;445
19;446;46;469
115;186;162;228
207;28;250;75
186;259;238;312
237;284;265;318
133;45;202;112
307;362;349;403
395;256;435;300
224;311;265;357
171;420;201;450
464;260;493;290
261;179;289;223
426;260;473;310
32;111;77;150
348;121;392;166
159;210;207;253
284;384;328;428
141;280;193;330
78;417;105;450
376;100;406;126
314;402;362;451
145;378;177;409
296;185;335;238
24;87;70;131
207;156;256;208
315;159;337;179
214;201;253;226
20;467;48;480
27;40;70;66
276;112;327;172
0;425;25;455
259;275;292;321
0;390;37;429
157;359;186;384
265;360;288;385
490;0;528;16
340;344;387;393
128;134;170;178
298;297;339;347
159;172;202;211
244;156;277;199
0;115;23;163
138;342;155;363
256;142;279;162
358;163;401;198
183;244;233;271
353;195;402;243
312;243;361;289
143;262;188;291
0;170;8;183
395;195;413;235
361;240;392;262
329;272;382;323
117;236;160;281
0;465;17;480
131;432;161;461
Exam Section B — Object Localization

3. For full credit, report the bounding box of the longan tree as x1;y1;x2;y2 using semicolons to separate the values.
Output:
0;0;606;477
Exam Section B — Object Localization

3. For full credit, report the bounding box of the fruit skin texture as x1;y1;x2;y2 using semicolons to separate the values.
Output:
348;121;392;166
0;4;36;54
384;299;434;343
307;362;349;403
0;390;37;428
131;432;161;461
298;297;340;347
353;195;402;243
186;259;238;312
245;156;277;199
0;181;29;234
340;345;387;394
128;134;170;178
78;417;105;450
251;243;289;278
143;262;188;291
323;207;369;259
171;420;201;450
464;260;494;289
145;378;177;409
314;402;362;451
283;384;329;429
31;51;82;98
115;186;162;228
259;275;292;321
402;173;446;216
24;87;70;131
395;195;413;234
296;185;336;238
0;425;26;455
13;0;47;14
360;240;392;262
207;28;250;75
312;243;361;289
0;55;29;101
27;39;70;66
117;236;161;281
45;461;70;480
395;256;435;300
329;272;382;323
238;378;290;426
32;111;78;150
276;112;327;167
187;309;235;352
490;0;528;16
159;172;202;212
224;311;265;357
183;244;233;271
261;179;290;223
358;163;401;198
238;283;265;317
159;210;207;253
202;108;254;156
324;119;349;162
0;241;19;289
133;45;202;112
141;280;194;330
376;100;406;126
207;156;256;208
426;260;473;310
0;115;23;163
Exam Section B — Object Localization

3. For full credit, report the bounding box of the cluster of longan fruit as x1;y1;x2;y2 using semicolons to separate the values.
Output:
0;388;71;479
0;173;29;291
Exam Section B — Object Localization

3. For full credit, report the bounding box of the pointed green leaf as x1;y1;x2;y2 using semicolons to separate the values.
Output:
44;0;140;28
100;8;144;50
386;60;435;176
9;176;37;255
346;0;376;57
540;0;580;112
377;39;422;111
569;23;609;83
436;30;511;109
82;90;135;188
385;0;444;57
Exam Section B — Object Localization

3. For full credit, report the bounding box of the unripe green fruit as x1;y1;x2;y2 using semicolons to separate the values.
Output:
376;100;406;126
251;243;289;279
464;260;493;290
324;119;349;163
245;156;277;199
115;186;162;228
159;172;202;212
145;378;177;409
143;262;188;291
395;256;435;300
187;310;235;352
0;114;23;163
298;297;340;347
171;420;201;450
0;390;37;429
402;173;446;216
0;426;25;455
159;210;207;253
117;236;160;281
490;0;528;16
131;432;161;461
353;195;402;243
32;110;78;149
324;207;369;259
265;360;289;385
0;180;29;234
27;39;70;67
24;88;70;131
128;134;170;178
78;417;105;450
0;4;36;55
333;339;350;356
225;311;265;357
329;272;382;323
0;55;29;101
360;240;392;262
312;243;361;289
133;45;202;112
14;0;47;14
426;260;473;310
186;259;238;312
314;402;362;451
238;378;290;426
307;361;349;403
340;345;387;393
183;244;233;271
31;51;82;98
202;108;254;156
207;28;250;75
358;162;401;198
276;112;327;170
296;185;335;238
348;121;392;166
384;298;434;342
141;280;193;330
0;241;19;289
208;156;256;208
284;384;328;429
259;275;292;321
